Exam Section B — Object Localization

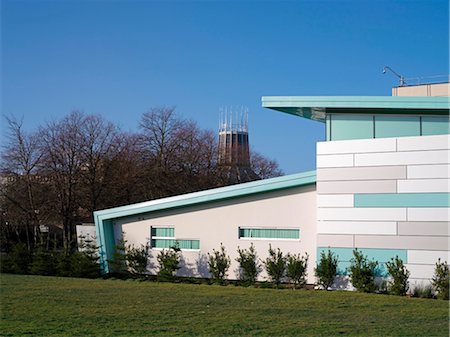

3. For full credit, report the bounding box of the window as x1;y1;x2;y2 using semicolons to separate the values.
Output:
150;226;200;250
238;227;300;240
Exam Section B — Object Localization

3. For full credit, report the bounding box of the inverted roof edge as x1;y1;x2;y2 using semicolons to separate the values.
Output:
262;96;450;108
94;170;316;220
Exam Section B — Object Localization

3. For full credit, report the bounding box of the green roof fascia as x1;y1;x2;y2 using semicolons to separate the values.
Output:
94;170;316;223
261;96;450;122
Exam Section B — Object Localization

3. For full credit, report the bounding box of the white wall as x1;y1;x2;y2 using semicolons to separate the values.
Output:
317;134;450;287
113;185;317;283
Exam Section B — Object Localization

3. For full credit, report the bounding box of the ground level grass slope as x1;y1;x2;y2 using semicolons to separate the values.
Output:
1;274;448;336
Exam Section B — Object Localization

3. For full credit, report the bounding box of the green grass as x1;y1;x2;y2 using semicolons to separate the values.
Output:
1;274;448;336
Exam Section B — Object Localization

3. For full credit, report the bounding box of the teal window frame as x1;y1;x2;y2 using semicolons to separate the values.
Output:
150;226;200;250
238;227;300;240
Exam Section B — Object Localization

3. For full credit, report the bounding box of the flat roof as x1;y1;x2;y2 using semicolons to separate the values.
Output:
94;170;316;222
262;96;450;122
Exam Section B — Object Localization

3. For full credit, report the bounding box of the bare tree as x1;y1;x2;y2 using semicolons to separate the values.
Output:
1;116;43;250
250;150;283;179
39;111;86;252
139;106;185;170
79;114;121;217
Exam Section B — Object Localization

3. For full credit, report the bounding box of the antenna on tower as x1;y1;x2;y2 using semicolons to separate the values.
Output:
383;66;407;86
218;105;259;183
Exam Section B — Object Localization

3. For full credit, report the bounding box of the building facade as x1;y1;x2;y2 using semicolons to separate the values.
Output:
95;90;449;288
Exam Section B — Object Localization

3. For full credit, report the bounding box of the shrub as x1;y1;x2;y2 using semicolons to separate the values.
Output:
386;255;410;296
264;245;286;286
315;249;338;290
412;284;435;299
0;253;13;273
348;249;378;293
30;246;56;276
108;234;149;276
208;243;231;284
236;243;261;285
431;259;449;300
109;238;128;274
286;252;309;289
157;244;181;281
126;243;150;276
9;243;32;274
69;235;100;278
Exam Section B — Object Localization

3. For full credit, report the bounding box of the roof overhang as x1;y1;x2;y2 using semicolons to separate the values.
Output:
262;96;450;122
94;170;316;222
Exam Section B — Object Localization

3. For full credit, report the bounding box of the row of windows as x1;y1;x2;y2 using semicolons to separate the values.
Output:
326;114;449;141
151;226;200;250
150;226;300;250
238;228;300;239
151;239;200;250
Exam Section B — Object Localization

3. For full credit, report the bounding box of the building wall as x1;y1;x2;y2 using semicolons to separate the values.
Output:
392;83;450;97
112;185;317;283
316;134;450;287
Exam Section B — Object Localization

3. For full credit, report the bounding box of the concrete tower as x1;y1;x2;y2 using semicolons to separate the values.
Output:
218;107;259;183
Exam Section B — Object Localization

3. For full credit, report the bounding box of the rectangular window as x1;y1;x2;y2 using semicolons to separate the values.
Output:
421;116;450;136
374;115;420;138
238;227;300;240
329;114;374;140
150;226;200;250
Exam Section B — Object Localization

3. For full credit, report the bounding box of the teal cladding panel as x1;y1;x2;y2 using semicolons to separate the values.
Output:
102;220;115;273
317;247;407;277
330;114;374;140
239;228;300;239
375;115;420;138
422;116;450;135
354;193;450;208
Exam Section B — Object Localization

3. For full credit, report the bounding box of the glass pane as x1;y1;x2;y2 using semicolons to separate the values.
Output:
239;228;300;239
375;115;420;138
151;239;175;248
330;114;374;140
422;116;450;135
151;227;174;237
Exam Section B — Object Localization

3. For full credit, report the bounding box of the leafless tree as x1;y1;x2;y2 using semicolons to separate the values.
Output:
39;111;86;252
139;106;185;170
250;150;284;179
78;114;121;217
1;116;43;251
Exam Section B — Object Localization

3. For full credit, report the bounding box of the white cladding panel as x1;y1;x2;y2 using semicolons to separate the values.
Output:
397;134;450;151
317;137;396;155
317;221;397;235
317;154;354;168
317;194;354;207
397;179;450;193
317;134;450;288
408;250;450;265
407;164;450;179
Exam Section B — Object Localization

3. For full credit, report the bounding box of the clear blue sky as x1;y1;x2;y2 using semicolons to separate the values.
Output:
1;0;448;174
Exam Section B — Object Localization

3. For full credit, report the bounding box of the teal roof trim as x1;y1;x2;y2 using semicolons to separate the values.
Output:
262;96;450;122
94;170;316;222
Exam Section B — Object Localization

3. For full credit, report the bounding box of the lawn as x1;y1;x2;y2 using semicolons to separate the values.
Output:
1;274;448;336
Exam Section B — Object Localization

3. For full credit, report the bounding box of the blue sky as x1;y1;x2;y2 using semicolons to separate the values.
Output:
1;0;448;174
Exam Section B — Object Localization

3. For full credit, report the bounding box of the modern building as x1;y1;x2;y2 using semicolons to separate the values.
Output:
94;84;449;288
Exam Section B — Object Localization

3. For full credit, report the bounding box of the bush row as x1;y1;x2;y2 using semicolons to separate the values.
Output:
315;248;449;300
3;238;448;300
0;237;100;278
